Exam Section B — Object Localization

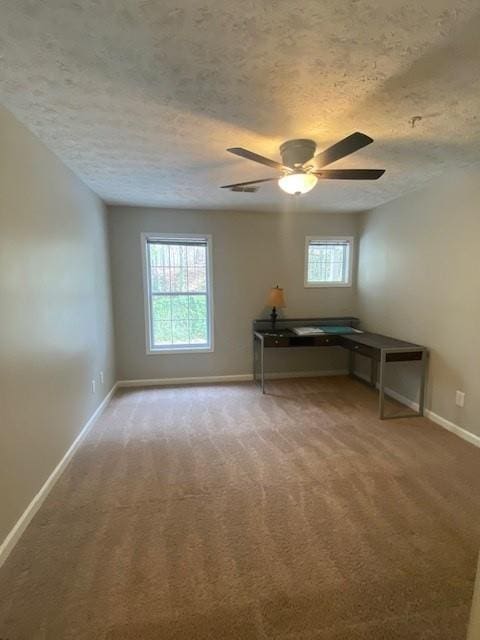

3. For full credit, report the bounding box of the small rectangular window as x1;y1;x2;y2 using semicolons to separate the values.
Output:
305;236;353;287
142;234;213;353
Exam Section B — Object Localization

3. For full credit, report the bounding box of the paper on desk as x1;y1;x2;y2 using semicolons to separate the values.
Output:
292;327;326;335
293;326;364;336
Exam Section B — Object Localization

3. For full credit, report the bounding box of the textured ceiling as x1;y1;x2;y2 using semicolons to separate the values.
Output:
1;1;480;212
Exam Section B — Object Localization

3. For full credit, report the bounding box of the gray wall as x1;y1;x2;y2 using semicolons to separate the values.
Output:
0;107;115;545
357;165;480;437
108;206;360;381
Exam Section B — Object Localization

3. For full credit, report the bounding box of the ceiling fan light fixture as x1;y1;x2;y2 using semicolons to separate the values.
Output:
222;133;384;193
278;172;318;195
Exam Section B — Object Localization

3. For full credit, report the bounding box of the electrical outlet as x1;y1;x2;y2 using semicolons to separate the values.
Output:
455;390;465;407
91;379;96;394
100;371;104;384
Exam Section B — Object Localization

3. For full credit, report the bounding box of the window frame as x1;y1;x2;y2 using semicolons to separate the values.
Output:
141;232;214;355
304;235;354;288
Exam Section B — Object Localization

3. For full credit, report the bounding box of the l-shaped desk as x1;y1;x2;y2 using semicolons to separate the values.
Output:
252;317;427;420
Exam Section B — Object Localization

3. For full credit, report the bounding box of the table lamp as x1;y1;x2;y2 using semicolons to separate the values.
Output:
267;285;286;329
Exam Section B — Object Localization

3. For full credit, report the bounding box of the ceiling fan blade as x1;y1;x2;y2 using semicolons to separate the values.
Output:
220;177;278;189
227;147;287;171
313;132;374;168
230;186;258;192
312;169;385;180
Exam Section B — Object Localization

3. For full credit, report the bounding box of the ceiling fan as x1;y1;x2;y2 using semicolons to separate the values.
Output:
220;132;385;195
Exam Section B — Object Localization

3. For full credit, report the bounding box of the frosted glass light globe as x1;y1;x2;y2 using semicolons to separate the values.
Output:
278;172;318;195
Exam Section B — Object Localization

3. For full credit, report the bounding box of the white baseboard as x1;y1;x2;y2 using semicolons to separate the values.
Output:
0;383;118;569
424;409;480;448
117;369;349;388
380;385;419;412
353;369;480;448
353;369;419;411
117;374;252;387
266;369;349;380
377;390;480;449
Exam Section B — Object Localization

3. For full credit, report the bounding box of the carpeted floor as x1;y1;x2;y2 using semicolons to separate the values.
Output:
1;376;480;639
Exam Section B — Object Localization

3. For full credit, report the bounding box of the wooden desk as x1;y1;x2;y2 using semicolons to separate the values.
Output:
252;317;427;420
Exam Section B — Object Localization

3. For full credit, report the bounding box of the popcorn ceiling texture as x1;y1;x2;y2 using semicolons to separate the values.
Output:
1;1;479;212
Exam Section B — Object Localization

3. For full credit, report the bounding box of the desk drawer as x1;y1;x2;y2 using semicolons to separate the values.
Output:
386;350;423;362
263;335;290;347
342;339;376;360
288;335;339;347
311;335;339;347
262;334;339;347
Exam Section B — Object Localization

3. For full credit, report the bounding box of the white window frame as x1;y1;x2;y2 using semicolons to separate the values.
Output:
141;232;214;355
304;236;354;288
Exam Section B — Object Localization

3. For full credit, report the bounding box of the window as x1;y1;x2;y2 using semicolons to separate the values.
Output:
142;234;213;353
305;236;353;287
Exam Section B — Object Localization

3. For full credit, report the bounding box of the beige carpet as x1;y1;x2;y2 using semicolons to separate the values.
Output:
1;376;480;639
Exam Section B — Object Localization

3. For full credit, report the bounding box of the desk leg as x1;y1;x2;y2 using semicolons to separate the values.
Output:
260;337;265;394
253;334;257;384
418;350;427;416
378;348;427;419
370;358;378;387
348;350;355;376
379;349;386;419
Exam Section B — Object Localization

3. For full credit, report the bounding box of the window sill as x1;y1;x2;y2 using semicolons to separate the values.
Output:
147;346;214;355
304;282;352;288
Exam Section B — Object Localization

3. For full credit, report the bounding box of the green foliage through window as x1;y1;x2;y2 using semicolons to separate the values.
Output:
147;239;210;349
307;240;350;284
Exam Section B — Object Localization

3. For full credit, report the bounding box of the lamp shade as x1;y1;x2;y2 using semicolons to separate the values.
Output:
267;286;286;308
